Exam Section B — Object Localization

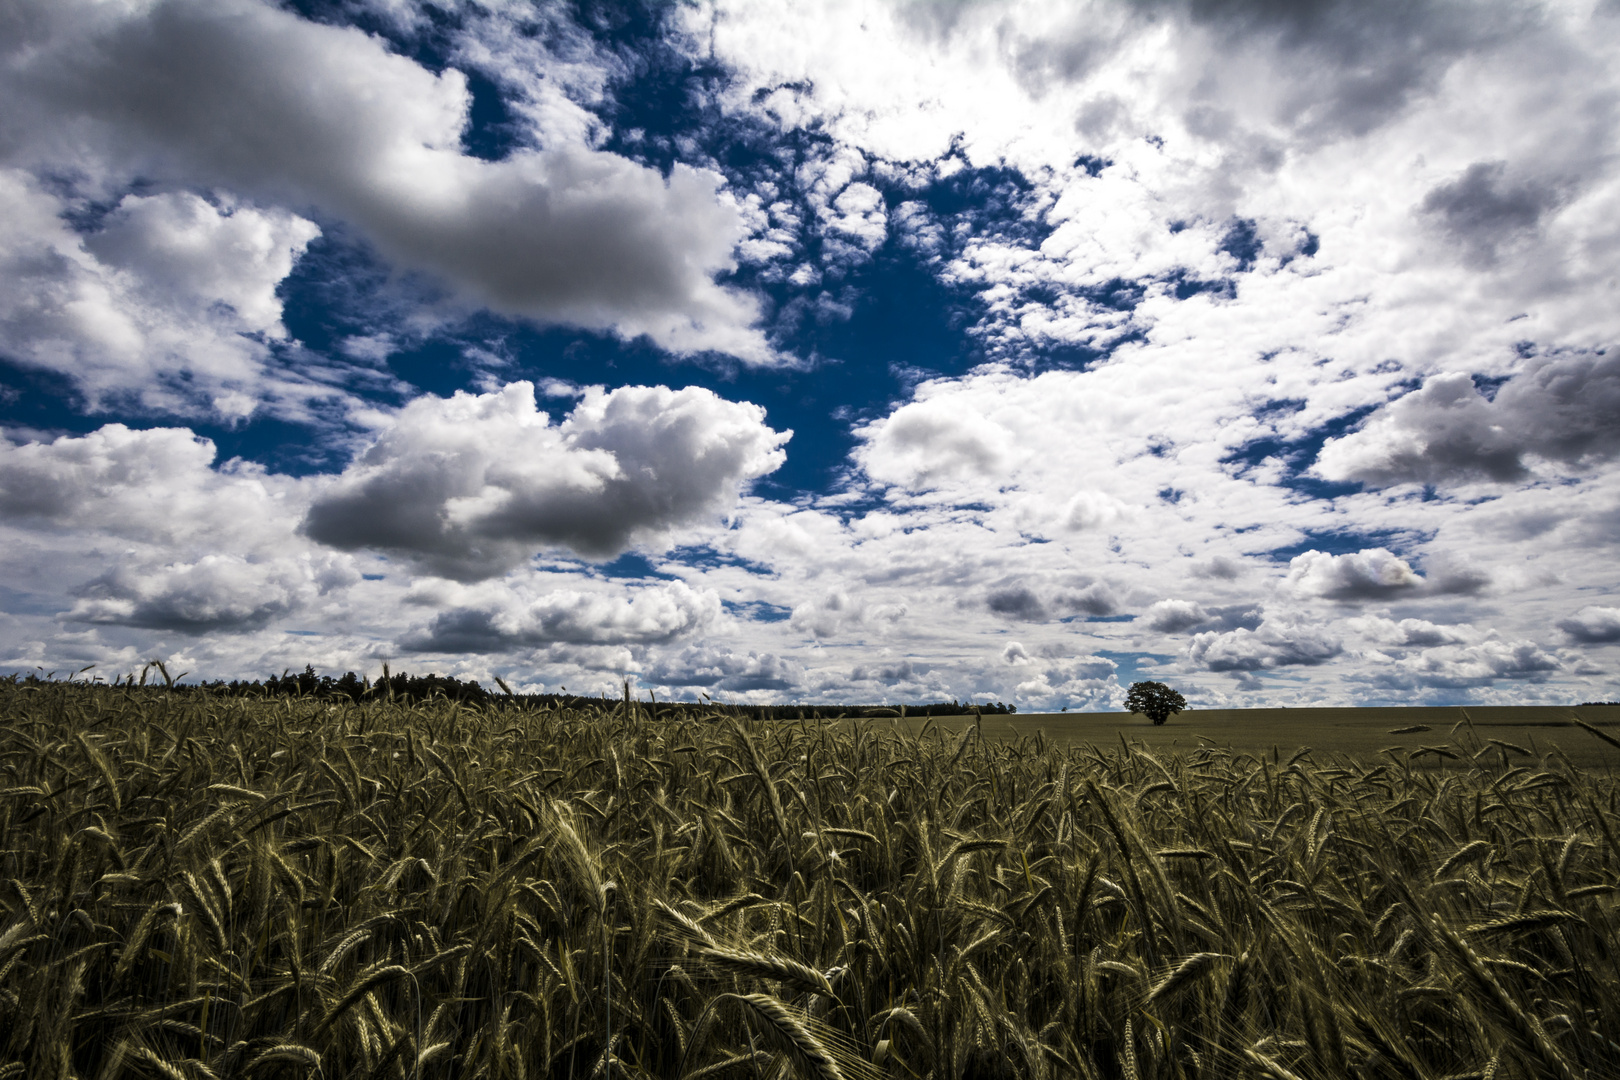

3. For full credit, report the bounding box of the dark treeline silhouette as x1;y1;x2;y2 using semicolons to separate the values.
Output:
15;665;1017;719
202;666;490;706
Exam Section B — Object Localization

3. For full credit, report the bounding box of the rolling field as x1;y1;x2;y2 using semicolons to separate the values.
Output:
907;705;1620;771
2;681;1619;1080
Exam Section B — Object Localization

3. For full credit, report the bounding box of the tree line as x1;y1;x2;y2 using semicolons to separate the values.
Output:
13;665;1018;718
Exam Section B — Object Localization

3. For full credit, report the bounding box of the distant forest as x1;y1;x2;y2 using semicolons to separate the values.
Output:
57;665;1018;718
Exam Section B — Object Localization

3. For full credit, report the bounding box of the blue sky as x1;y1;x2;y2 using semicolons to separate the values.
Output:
3;0;1619;708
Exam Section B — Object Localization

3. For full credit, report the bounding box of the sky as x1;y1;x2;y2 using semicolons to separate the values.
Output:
2;0;1619;709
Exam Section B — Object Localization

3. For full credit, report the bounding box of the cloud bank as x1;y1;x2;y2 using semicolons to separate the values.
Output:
303;382;789;580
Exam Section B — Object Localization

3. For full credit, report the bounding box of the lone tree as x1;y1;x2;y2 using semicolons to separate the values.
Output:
1125;680;1186;725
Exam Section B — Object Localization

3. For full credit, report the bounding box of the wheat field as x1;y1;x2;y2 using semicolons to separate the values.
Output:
2;679;1618;1079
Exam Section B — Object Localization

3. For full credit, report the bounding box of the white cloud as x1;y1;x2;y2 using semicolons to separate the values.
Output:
400;579;721;653
0;423;367;643
790;589;907;641
1002;650;1120;710
892;200;947;259
1349;615;1472;648
0;172;323;417
0;423;299;549
848;658;928;686
85;191;312;337
1186;618;1344;672
690;0;1620;395
857;390;1015;489
693;0;1609;314
66;553;353;633
1368;639;1562;689
1063;490;1131;532
1002;641;1035;665
650;645;808;692
303;382;789;580
1285;548;1423;602
2;0;770;362
824;182;889;254
1143;599;1208;633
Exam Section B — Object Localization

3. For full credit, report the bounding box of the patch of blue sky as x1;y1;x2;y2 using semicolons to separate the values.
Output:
1218;218;1262;273
0;349;348;477
1093;650;1174;691
722;600;792;622
660;546;778;578
1170;271;1236;303
1073;155;1111;178
1263;526;1435;563
1222;400;1385;501
0;358;105;442
590;552;682;581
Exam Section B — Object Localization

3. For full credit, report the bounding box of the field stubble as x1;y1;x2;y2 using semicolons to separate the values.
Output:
1;682;1618;1080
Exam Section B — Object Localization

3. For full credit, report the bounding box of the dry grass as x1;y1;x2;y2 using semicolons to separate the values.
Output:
0;681;1617;1079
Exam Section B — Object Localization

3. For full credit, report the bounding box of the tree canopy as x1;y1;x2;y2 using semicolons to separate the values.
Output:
1125;680;1187;725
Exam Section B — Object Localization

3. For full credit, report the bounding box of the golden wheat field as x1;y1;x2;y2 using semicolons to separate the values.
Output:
3;681;1619;1080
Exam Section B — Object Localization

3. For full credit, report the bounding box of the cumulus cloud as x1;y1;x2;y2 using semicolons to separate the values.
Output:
848;658;928;685
1420;160;1564;266
401;580;720;652
0;424;297;548
0;172;322;417
998;640;1107;669
1350;615;1472;648
1003;650;1120;709
1316;356;1620;488
304;382;788;580
1559;606;1620;644
1143;600;1265;634
984;581;1118;621
790;590;906;640
3;0;768;360
1191;555;1247;580
0;422;367;643
856;389;1016;490
1186;618;1343;671
1143;599;1208;633
1285;548;1423;601
649;646;807;692
65;553;352;632
1371;639;1561;688
1063;491;1131;532
823;182;888;254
